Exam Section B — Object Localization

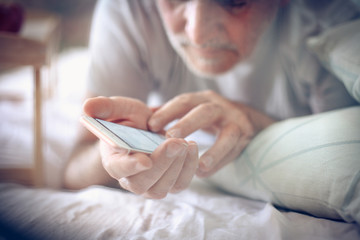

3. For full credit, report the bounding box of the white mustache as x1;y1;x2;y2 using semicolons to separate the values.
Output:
171;34;238;51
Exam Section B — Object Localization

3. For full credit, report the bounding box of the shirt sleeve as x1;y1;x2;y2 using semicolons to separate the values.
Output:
86;0;155;101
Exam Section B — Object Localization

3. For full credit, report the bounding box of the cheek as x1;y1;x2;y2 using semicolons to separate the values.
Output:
157;0;185;34
230;9;274;58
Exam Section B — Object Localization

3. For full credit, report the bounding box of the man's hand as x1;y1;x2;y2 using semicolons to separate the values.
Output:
83;96;199;199
148;90;275;178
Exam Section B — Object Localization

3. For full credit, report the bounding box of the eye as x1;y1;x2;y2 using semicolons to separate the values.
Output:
216;0;247;8
229;0;247;8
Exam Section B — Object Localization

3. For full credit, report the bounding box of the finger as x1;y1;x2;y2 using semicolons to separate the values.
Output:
144;143;190;199
100;141;152;179
196;135;250;178
83;96;152;129
197;123;241;172
148;92;208;132
170;141;199;193
150;106;162;113
166;102;223;138
121;138;188;195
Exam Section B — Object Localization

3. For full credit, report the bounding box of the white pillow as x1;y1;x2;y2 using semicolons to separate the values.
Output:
307;19;360;103
206;107;360;224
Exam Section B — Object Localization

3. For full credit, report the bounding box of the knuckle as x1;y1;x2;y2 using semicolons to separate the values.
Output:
242;122;255;139
202;90;217;98
199;102;222;118
232;113;256;139
239;113;256;138
212;102;223;113
174;93;192;106
229;122;254;140
227;123;242;138
200;102;216;112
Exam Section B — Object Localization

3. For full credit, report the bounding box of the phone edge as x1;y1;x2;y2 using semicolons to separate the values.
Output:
80;116;132;151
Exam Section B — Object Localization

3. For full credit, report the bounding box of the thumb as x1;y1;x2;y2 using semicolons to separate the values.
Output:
83;96;152;129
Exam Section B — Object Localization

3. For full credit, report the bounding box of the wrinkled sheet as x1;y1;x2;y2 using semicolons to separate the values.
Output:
1;180;360;240
0;49;359;240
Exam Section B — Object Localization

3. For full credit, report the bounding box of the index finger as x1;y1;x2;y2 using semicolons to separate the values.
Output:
148;92;208;132
166;102;223;138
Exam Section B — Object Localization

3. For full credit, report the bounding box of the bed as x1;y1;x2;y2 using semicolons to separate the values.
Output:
0;48;359;240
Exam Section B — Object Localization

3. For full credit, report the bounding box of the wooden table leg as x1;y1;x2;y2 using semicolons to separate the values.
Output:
33;66;43;187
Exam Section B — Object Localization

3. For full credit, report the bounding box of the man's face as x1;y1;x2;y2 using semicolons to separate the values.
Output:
156;0;282;77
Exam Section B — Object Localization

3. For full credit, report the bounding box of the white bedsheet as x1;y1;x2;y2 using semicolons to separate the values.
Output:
1;180;359;240
0;49;359;239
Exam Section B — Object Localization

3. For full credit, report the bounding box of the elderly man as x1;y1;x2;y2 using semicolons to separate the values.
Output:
63;0;359;207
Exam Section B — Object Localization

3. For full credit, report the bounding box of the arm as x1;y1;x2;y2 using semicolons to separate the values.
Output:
63;93;117;190
63;134;117;189
62;1;157;190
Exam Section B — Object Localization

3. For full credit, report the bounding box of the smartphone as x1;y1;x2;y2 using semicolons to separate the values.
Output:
80;116;166;154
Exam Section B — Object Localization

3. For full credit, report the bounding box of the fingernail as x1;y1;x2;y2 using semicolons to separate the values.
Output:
119;177;129;188
148;119;159;131
189;142;199;156
166;142;187;158
166;129;181;138
201;156;214;170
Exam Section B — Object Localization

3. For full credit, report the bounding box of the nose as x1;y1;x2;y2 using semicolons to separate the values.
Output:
184;0;227;46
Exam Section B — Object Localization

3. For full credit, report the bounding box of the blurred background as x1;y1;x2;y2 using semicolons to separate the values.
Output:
0;0;98;187
1;0;97;48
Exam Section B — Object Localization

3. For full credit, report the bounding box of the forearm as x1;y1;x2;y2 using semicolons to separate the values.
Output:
63;141;117;190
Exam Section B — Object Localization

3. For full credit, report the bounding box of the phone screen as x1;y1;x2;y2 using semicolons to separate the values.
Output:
94;118;165;153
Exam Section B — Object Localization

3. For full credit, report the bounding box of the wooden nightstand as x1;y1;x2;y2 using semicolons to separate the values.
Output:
0;10;61;187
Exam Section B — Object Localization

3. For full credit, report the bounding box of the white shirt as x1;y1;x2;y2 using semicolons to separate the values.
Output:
87;0;359;120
